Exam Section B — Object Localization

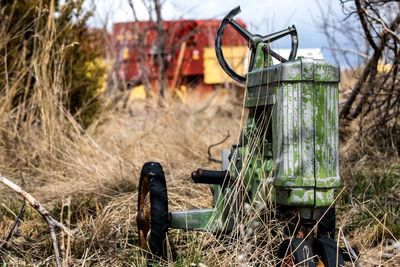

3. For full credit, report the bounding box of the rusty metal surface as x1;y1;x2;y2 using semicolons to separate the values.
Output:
137;175;150;249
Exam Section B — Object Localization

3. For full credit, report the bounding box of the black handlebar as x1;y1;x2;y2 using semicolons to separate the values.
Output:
215;6;299;84
215;6;248;84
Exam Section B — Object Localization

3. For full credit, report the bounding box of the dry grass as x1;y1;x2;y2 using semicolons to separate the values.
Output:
0;92;398;266
0;89;245;265
0;83;399;266
0;1;399;266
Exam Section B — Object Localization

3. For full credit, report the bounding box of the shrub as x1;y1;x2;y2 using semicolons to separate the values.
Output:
0;0;104;128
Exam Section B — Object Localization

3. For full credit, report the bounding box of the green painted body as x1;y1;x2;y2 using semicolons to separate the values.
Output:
247;58;341;207
169;41;341;231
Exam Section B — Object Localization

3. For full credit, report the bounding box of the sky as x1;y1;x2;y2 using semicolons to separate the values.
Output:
88;0;353;63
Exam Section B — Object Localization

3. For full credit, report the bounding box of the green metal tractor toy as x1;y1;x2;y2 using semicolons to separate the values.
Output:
137;6;357;266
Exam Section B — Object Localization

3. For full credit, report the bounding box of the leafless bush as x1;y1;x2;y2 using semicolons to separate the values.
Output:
321;0;400;157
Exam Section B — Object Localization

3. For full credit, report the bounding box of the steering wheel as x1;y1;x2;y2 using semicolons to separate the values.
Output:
215;6;299;84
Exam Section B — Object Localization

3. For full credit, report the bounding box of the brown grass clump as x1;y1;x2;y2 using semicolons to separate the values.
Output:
0;84;245;265
0;4;251;265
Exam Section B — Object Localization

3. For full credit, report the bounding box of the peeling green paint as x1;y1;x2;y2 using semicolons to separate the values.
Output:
270;58;341;207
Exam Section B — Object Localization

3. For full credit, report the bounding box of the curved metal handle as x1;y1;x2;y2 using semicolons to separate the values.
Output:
262;25;298;62
215;6;299;84
215;6;248;84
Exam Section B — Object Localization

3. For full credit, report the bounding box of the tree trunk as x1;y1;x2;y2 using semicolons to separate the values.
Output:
154;0;166;99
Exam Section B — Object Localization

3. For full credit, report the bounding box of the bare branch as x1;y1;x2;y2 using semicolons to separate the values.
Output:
127;0;152;96
355;0;378;51
153;0;166;99
340;7;400;119
0;202;25;249
0;175;72;267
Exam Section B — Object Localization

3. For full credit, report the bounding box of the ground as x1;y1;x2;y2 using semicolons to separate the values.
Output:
0;89;399;266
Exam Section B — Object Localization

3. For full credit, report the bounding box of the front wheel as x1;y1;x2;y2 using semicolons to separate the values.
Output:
136;162;169;258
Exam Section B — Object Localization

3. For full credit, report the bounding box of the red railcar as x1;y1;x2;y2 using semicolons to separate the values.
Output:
112;19;247;91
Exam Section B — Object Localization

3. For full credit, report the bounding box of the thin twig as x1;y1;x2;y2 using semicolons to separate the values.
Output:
1;202;26;249
0;174;72;267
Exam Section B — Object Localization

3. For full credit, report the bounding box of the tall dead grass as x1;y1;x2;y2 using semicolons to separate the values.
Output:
0;4;243;265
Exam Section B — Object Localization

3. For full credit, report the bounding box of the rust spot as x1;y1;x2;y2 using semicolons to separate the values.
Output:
137;174;151;249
